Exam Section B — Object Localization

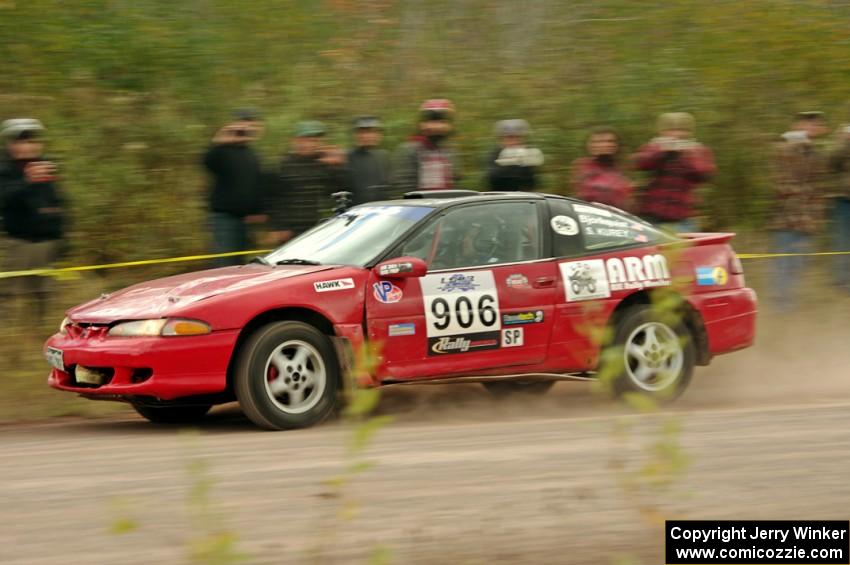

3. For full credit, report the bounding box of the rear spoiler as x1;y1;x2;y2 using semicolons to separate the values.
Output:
668;232;736;247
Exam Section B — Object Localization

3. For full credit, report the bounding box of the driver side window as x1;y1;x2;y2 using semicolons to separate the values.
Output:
400;201;540;270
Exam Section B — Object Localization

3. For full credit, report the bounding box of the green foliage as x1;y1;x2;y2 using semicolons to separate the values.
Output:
2;0;850;269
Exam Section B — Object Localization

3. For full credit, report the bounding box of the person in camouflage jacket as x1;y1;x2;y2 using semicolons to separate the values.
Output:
768;112;830;309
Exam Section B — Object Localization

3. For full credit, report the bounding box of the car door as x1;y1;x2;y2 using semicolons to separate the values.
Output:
547;199;674;370
366;199;558;381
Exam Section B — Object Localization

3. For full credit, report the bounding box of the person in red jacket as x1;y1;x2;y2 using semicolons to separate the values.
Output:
570;126;634;211
633;113;716;233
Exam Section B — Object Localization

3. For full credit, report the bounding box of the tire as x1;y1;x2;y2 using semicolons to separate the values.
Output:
588;280;596;293
483;380;555;397
600;305;695;401
571;280;581;294
132;403;211;424
235;321;340;430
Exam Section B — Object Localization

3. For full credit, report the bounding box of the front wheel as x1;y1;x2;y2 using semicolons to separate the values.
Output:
235;321;340;430
132;403;211;424
600;305;695;401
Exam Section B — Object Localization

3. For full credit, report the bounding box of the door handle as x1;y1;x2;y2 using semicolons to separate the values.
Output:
533;276;557;288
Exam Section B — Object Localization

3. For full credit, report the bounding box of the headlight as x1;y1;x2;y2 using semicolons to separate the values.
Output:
59;317;71;335
107;318;212;337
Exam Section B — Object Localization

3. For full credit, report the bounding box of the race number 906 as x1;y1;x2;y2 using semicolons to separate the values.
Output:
421;271;503;337
431;294;498;331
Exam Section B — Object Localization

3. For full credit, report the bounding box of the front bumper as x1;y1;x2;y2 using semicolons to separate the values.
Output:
44;329;240;401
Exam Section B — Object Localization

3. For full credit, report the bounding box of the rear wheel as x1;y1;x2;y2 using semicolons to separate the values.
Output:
601;305;694;400
235;321;340;430
131;403;211;424
483;380;555;397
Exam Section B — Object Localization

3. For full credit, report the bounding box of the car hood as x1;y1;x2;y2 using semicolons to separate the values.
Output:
68;264;334;323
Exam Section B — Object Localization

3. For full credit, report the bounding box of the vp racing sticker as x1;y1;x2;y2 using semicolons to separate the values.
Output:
420;271;502;355
373;281;403;303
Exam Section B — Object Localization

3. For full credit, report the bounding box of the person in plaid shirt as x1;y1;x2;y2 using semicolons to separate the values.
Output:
769;111;830;309
633;112;716;233
571;126;634;211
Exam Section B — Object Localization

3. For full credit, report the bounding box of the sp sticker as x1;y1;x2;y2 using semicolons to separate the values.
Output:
502;328;524;347
373;281;403;303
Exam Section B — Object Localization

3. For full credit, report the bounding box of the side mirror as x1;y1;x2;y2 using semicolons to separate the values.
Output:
375;256;428;279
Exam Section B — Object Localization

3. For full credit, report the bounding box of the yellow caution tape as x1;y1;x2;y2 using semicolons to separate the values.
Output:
0;249;271;280
0;248;848;280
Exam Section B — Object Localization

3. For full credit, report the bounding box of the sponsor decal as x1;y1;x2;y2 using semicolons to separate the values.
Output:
605;254;671;291
388;323;416;337
373;281;403;303
314;278;356;292
561;259;611;301
505;273;530;289
378;262;413;277
560;254;671;301
573;203;612;217
502;310;544;325
501;327;524;347
421;271;501;338
437;273;480;293
696;266;728;286
550;215;579;236
428;331;501;355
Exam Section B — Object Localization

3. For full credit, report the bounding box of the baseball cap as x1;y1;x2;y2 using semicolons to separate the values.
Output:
295;121;327;137
352;116;383;130
2;118;45;140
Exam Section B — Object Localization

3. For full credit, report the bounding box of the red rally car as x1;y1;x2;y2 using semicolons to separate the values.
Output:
44;192;757;430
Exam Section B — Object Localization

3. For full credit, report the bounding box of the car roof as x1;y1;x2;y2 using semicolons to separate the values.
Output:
364;190;579;209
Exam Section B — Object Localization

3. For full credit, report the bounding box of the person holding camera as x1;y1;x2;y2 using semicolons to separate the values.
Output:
769;111;830;309
571;126;634;210
265;121;347;245
486;119;543;192
346;116;391;205
633;112;716;233
0;118;66;322
202;108;266;266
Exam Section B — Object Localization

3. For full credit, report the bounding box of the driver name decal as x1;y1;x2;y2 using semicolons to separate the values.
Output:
314;278;355;292
421;271;502;356
560;254;671;302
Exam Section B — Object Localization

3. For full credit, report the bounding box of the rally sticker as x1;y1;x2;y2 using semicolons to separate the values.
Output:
429;332;501;355
560;254;671;302
420;272;501;337
314;278;355;292
550;215;579;236
420;271;502;355
373;281;403;303
501;327;524;348
388;323;416;336
502;311;544;325
696;266;728;286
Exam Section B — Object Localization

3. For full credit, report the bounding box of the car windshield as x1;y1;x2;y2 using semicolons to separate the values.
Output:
264;205;434;267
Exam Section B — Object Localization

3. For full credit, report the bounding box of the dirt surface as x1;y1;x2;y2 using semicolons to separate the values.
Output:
2;309;850;564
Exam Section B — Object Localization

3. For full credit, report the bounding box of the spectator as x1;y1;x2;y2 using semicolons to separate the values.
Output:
266;121;347;245
829;123;850;293
0;118;66;322
392;99;461;194
769;111;830;309
202;108;266;267
570;126;634;210
486;119;543;191
346;116;391;205
633;112;716;232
